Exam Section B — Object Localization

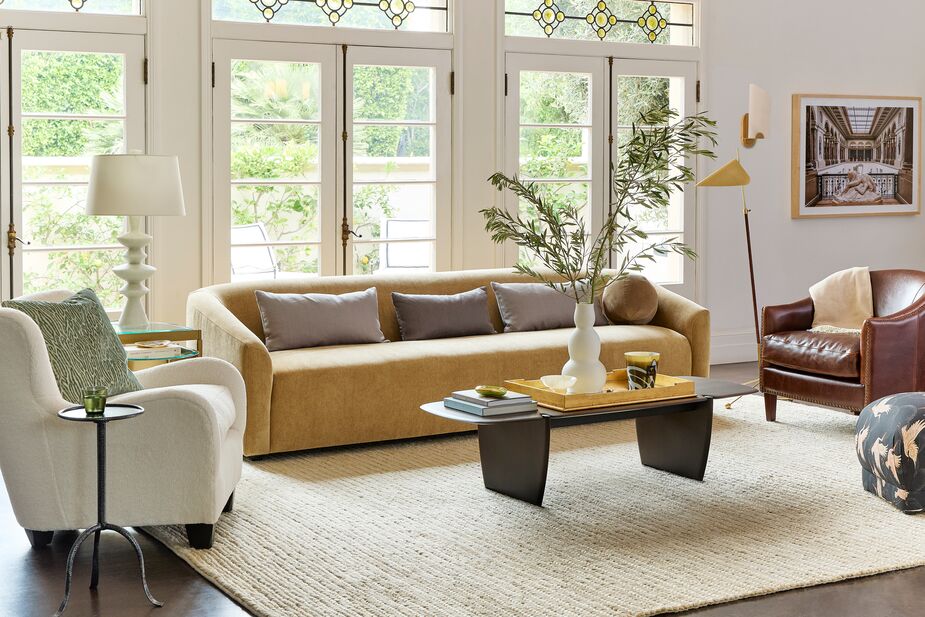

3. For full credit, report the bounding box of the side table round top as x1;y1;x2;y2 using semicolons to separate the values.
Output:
58;404;144;423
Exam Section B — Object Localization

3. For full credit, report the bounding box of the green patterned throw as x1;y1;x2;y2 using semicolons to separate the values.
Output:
3;289;142;403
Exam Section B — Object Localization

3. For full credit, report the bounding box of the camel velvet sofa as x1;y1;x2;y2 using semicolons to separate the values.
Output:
188;269;710;457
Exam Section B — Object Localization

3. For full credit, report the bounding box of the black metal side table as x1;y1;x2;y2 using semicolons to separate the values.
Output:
54;404;163;616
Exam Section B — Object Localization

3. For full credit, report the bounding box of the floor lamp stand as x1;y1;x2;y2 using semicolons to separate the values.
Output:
113;215;154;329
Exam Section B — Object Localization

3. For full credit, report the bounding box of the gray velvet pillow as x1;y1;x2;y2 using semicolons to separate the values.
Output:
2;288;143;404
255;287;387;352
391;287;495;341
491;282;609;332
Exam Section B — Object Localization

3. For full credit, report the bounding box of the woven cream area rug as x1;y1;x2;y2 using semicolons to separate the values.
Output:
147;396;925;617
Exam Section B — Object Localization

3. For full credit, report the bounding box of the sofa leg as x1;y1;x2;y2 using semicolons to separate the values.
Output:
764;393;777;422
186;524;215;549
223;492;235;513
24;529;54;548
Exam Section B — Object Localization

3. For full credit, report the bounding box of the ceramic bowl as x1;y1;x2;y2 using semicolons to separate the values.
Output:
541;374;578;393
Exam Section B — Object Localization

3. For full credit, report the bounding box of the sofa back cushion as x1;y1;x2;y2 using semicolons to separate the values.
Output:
491;282;608;332
198;269;625;344
255;287;387;351
391;287;495;341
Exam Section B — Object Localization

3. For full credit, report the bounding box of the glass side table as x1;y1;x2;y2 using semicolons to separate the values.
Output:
112;322;202;370
54;404;163;616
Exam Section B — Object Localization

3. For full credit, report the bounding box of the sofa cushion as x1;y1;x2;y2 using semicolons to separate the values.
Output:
265;325;692;453
491;282;607;332
391;287;495;341
2;288;142;403
602;275;659;325
255;287;386;351
762;330;861;379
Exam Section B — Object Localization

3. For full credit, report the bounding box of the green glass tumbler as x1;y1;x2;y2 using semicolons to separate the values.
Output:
625;352;660;390
82;387;108;416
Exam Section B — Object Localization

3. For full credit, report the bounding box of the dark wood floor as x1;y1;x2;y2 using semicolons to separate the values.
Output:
1;362;921;617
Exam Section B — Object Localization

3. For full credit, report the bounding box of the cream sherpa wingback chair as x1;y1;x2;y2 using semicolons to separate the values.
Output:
0;290;245;549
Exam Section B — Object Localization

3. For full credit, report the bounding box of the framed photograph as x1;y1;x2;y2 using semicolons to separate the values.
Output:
791;94;922;218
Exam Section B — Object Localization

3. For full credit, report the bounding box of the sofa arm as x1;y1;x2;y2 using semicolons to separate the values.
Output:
861;297;925;404
762;297;814;336
649;286;710;377
187;290;273;456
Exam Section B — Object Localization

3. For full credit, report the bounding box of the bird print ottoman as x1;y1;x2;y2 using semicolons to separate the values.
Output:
856;393;925;514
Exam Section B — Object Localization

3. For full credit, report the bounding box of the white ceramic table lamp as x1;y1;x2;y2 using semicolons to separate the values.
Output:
86;154;186;328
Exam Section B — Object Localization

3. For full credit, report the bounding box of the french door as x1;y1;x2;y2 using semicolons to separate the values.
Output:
0;30;145;305
212;41;451;282
505;54;697;298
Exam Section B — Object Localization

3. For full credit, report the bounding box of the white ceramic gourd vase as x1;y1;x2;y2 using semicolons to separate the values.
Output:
561;302;607;394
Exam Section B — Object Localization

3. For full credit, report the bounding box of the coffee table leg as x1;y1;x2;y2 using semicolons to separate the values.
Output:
636;399;713;481
477;418;550;506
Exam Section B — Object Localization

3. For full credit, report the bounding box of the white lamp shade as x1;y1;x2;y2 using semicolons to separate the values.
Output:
86;154;186;217
747;84;770;141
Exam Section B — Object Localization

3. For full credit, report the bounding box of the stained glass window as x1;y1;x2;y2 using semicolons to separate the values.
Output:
0;0;141;14
505;1;694;46
213;0;449;32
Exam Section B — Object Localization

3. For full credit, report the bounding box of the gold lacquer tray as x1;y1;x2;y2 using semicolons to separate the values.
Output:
504;370;696;412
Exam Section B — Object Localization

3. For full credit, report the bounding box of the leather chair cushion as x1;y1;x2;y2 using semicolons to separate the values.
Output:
762;330;861;379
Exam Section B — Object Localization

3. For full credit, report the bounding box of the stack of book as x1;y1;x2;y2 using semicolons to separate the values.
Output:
444;390;537;417
124;343;184;360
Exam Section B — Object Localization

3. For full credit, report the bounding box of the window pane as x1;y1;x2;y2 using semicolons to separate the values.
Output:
231;243;320;280
520;127;590;179
231;123;320;182
354;241;434;274
231;185;321;243
520;71;591;125
23;185;121;247
354;65;433;122
213;0;449;32
353;125;434;181
625;233;684;284
616;76;671;127
22;51;125;116
516;182;590;267
504;1;694;46
231;60;321;121
353;184;435;241
2;0;140;15
23;249;124;308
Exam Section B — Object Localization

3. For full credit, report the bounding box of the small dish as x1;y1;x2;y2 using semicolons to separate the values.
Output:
136;340;170;349
540;375;577;393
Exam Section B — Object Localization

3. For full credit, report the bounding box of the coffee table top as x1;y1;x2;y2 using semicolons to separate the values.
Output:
421;377;756;426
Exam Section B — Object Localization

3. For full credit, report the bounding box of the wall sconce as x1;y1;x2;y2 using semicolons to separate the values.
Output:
741;84;770;148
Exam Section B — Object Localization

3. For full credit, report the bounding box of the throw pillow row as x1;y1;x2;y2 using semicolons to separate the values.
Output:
255;277;658;352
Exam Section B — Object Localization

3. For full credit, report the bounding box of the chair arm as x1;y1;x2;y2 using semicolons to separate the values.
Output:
762;297;814;336
649;286;710;377
861;297;925;404
187;290;273;456
134;358;246;433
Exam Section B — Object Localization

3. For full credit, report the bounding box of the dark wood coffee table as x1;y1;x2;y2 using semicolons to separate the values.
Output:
420;377;756;506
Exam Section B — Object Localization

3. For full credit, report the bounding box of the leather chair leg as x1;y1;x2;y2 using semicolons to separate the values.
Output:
223;491;234;513
764;393;777;422
186;524;215;549
24;529;54;548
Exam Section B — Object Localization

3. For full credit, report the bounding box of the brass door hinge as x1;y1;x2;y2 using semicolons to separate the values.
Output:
450;71;455;96
143;58;149;85
211;62;215;88
504;73;508;97
696;80;701;104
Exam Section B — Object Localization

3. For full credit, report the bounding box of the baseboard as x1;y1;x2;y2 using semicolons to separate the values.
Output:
711;329;759;365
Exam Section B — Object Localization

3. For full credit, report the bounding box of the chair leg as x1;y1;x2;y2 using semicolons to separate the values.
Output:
24;529;54;548
185;524;215;550
764;393;777;422
223;491;235;513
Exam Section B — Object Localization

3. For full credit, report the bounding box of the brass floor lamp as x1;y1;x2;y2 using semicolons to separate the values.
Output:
697;158;761;407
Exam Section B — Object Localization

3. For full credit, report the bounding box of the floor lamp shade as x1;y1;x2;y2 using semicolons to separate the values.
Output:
696;159;751;188
85;155;186;328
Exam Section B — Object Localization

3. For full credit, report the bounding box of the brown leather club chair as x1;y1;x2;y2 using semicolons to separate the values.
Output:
760;269;925;421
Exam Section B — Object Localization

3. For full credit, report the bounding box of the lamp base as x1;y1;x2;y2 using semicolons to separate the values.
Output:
115;215;154;329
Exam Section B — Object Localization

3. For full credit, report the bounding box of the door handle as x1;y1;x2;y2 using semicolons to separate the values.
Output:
6;223;29;257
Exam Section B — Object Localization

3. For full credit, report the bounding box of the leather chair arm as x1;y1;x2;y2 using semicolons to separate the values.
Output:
861;297;925;404
761;297;814;336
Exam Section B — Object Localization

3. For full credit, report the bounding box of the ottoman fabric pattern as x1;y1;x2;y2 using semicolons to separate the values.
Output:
856;393;925;513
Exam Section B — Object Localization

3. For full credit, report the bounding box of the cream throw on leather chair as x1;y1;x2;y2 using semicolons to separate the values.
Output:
0;290;245;549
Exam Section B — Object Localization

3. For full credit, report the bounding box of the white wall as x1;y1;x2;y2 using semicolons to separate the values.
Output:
145;0;925;367
701;0;925;362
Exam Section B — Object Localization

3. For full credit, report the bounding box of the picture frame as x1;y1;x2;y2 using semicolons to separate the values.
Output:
791;94;922;219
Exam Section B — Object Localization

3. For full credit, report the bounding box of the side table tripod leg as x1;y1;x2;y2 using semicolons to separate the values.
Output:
89;530;100;589
109;525;163;608
54;526;99;617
